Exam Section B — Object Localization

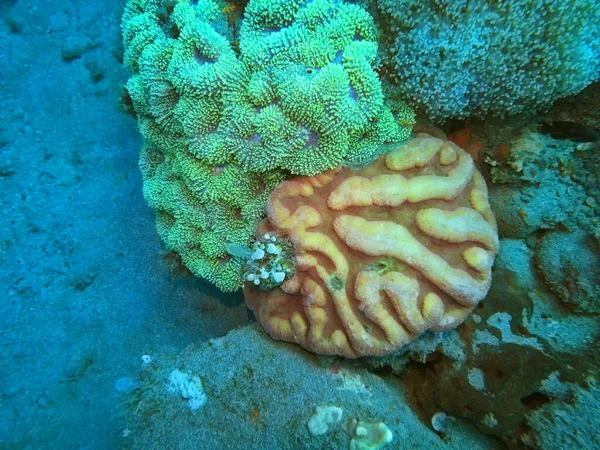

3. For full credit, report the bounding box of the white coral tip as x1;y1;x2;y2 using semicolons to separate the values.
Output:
251;248;265;260
272;272;285;283
266;243;281;255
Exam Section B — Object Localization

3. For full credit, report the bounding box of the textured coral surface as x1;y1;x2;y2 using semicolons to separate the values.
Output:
360;0;600;120
245;134;499;357
121;0;413;291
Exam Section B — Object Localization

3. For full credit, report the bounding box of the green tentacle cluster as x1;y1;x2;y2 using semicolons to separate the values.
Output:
122;0;413;291
232;0;413;175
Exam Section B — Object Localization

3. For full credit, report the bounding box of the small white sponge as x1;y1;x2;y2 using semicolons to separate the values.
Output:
307;405;344;436
167;369;206;411
344;419;393;450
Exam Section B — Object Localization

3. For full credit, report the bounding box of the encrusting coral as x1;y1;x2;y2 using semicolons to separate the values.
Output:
360;0;600;121
244;134;499;357
122;0;413;291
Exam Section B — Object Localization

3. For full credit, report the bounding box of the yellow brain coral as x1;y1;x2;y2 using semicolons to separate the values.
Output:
244;134;499;357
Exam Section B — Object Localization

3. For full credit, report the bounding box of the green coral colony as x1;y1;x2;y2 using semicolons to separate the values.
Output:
122;0;414;291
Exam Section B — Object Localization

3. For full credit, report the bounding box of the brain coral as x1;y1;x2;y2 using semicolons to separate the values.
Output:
244;135;499;357
360;0;600;121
